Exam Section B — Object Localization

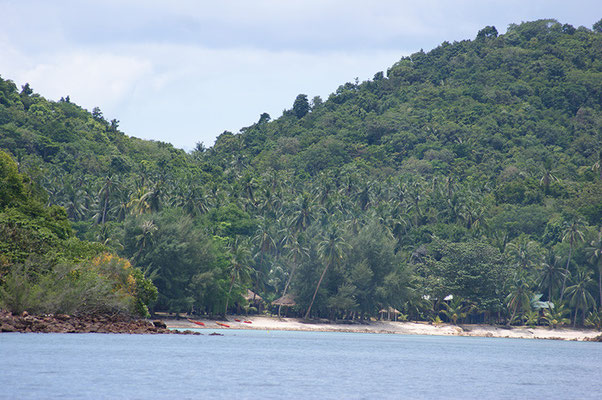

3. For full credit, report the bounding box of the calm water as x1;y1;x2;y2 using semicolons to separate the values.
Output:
1;329;601;399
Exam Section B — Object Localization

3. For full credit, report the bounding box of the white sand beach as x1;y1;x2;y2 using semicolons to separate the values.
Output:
166;315;601;341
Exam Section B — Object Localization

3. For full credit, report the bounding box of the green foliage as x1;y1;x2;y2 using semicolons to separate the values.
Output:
0;254;155;317
419;239;510;313
1;20;601;324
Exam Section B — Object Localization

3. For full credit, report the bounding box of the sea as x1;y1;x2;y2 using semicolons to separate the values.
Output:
1;329;601;399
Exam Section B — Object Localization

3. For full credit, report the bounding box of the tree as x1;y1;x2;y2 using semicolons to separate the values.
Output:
0;151;27;209
538;250;565;301
304;226;347;319
506;272;533;325
586;228;602;307
476;26;498;40
559;218;585;302
224;238;252;316
505;238;541;277
293;94;310;119
278;232;308;317
440;297;471;325
564;269;595;326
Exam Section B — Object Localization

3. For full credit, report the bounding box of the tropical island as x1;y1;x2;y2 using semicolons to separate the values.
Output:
1;19;602;339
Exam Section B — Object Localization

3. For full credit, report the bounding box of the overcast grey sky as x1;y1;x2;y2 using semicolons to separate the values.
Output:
0;1;599;150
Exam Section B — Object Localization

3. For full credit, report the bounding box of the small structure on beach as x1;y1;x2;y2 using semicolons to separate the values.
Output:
272;293;296;307
243;289;264;313
272;293;297;317
379;307;401;321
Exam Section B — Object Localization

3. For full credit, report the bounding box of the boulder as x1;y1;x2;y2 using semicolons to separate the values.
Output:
153;320;167;329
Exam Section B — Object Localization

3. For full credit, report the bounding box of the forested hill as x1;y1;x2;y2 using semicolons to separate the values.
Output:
1;19;602;327
209;20;602;186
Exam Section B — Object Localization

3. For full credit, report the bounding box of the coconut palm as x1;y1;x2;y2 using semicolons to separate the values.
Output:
440;297;471;325
592;149;602;181
542;303;571;328
278;233;309;317
539;158;559;193
134;220;157;260
586;228;602;307
559;218;585;302
289;192;314;232
304;226;348;319
506;272;533;325
538;250;566;301
564;268;596;327
505;238;541;276
97;175;118;224
224;238;252;316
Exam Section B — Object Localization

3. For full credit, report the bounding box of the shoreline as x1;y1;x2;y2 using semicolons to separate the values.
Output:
167;315;602;341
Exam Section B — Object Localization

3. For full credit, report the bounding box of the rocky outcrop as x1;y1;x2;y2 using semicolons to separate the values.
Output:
586;334;602;342
0;310;200;335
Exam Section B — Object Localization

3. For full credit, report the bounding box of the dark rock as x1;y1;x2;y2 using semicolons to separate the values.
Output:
153;320;167;329
587;334;602;342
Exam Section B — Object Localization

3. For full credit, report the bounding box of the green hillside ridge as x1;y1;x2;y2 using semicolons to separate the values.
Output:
1;19;601;327
0;150;156;317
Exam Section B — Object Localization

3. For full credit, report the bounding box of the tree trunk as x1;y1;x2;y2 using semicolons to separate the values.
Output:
560;242;573;303
278;264;297;318
304;263;330;320
224;274;235;316
101;195;109;225
599;264;602;310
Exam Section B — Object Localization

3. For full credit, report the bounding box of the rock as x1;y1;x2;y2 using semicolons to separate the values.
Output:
586;334;602;342
153;320;167;329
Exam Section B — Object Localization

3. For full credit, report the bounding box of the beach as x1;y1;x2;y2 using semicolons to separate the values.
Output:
167;315;602;341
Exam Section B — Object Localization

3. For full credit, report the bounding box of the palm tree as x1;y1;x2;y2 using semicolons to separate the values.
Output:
290;192;314;232
506;272;533;325
559;218;585;302
586;228;602;307
564;268;596;327
278;233;309;317
252;219;276;296
592;149;602;181
97;175;118;224
304;226;347;319
505;238;541;276
542;303;571;328
539;158;559;193
134;220;157;260
224;238;252;316
440;297;471;325
538;250;566;301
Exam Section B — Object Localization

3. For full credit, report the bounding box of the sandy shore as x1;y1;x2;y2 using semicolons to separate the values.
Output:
166;315;601;341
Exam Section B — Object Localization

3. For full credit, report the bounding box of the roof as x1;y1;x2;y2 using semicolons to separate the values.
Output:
379;307;401;314
244;289;263;302
272;293;296;306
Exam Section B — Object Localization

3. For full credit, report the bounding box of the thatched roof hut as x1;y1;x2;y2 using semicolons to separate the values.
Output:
379;307;401;321
244;289;263;304
272;293;296;307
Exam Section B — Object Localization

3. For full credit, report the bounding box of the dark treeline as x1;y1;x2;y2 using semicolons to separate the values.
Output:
1;19;602;328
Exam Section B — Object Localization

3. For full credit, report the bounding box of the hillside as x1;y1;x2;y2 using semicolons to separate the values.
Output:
1;19;601;327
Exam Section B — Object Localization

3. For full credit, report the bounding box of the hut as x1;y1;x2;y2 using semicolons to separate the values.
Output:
379;307;401;321
243;290;264;313
272;293;296;317
272;293;296;307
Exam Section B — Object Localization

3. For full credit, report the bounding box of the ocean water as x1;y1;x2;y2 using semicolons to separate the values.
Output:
1;329;601;399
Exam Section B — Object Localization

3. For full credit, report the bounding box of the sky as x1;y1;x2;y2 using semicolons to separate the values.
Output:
0;1;599;151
